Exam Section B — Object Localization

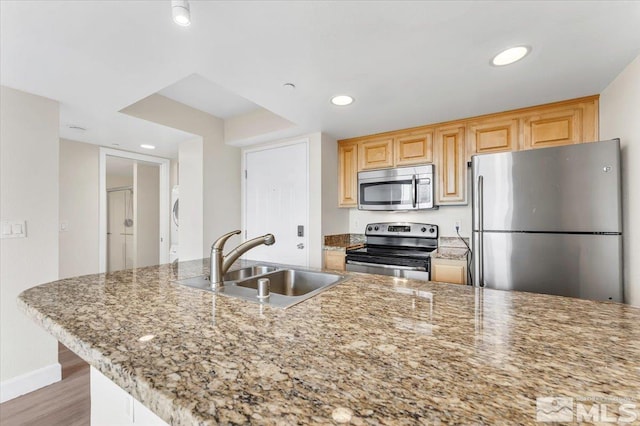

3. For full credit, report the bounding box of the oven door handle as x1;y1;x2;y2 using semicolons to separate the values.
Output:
346;260;426;272
411;174;417;208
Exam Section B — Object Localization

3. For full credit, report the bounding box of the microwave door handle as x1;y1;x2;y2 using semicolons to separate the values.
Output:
411;174;417;208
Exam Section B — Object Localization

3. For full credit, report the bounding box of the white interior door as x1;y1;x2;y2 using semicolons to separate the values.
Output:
245;141;308;266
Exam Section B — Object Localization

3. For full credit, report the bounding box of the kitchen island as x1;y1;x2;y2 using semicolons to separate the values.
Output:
18;259;640;425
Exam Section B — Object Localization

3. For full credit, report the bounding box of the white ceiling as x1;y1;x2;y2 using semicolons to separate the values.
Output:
2;1;639;157
158;73;259;119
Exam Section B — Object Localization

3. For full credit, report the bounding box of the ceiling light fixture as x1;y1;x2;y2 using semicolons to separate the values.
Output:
140;144;156;150
331;95;354;106
171;0;191;27
491;46;530;66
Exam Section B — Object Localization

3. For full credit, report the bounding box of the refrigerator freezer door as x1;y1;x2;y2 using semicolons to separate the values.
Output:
474;232;623;302
472;139;621;233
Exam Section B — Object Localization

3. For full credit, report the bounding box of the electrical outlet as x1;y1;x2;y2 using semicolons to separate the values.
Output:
455;220;461;232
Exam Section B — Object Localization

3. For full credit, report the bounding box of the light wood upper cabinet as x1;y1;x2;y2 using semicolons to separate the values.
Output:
467;117;519;160
359;137;394;170
394;130;433;166
336;95;599;208
522;98;598;150
338;141;358;207
435;125;466;205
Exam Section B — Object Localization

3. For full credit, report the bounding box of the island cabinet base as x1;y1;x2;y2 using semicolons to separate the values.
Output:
90;367;167;426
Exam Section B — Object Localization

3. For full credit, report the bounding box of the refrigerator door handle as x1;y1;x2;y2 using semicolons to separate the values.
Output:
411;174;417;208
478;175;484;287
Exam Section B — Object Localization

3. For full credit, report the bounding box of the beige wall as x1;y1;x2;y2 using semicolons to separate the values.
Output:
178;137;204;261
106;174;133;189
122;95;240;258
59;139;100;279
134;163;160;268
600;54;640;307
224;107;297;146
0;86;59;384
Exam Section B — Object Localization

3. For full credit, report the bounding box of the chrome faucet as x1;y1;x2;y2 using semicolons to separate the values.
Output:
209;230;276;288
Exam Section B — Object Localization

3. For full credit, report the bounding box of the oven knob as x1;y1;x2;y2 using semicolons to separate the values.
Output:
421;227;427;232
429;227;435;233
367;226;373;231
374;226;379;231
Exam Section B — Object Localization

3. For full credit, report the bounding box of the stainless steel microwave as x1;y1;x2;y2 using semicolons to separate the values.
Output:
358;165;434;210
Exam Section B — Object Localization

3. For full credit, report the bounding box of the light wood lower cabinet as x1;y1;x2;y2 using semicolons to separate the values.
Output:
324;250;346;271
431;258;467;285
435;125;466;205
338;141;358;207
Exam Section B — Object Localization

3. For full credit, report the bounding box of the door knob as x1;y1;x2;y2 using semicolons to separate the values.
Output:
297;243;304;249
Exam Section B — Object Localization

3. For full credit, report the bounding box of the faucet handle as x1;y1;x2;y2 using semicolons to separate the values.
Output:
212;230;241;251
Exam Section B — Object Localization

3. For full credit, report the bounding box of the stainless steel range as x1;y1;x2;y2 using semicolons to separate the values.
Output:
346;222;438;281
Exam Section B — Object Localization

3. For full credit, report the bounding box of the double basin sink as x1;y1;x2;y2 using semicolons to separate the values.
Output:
174;264;347;308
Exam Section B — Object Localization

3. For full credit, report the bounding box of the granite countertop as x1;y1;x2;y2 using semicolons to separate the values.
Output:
323;233;365;251
431;237;470;261
18;259;640;425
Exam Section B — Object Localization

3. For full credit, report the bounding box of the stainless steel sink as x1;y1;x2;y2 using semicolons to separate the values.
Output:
172;264;348;308
237;269;342;297
223;265;277;282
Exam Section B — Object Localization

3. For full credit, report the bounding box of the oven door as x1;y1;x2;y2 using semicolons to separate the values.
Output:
346;260;431;281
358;166;433;210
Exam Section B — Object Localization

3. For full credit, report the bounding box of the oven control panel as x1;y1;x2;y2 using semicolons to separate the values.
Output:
365;222;438;239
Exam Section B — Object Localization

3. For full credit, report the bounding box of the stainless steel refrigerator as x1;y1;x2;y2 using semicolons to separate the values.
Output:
472;139;623;302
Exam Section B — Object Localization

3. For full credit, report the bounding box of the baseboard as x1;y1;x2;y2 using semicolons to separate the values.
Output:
0;363;62;403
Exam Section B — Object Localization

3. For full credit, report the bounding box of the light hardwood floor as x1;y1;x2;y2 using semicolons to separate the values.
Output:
0;343;90;426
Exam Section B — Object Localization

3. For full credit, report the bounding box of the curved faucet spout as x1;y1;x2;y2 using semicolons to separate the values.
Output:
222;234;276;272
212;230;241;251
209;231;275;289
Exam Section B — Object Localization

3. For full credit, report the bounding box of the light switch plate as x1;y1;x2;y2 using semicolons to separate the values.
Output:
1;220;27;239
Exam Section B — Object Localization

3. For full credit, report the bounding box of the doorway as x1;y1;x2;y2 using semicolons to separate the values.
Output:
99;148;170;273
244;140;309;266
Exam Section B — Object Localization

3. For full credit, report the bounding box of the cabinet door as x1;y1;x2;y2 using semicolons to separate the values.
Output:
324;250;346;271
435;125;466;205
394;130;433;166
522;106;583;149
338;142;358;207
467;118;519;159
432;262;466;285
359;138;394;170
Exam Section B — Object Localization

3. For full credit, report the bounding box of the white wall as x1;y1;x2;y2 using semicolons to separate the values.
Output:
122;95;240;258
600;54;640;307
134;163;160;268
0;86;60;394
349;205;472;238
178;137;204;261
59;139;100;279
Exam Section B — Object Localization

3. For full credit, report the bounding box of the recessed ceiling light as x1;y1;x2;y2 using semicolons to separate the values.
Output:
492;46;530;66
171;0;191;27
140;144;156;150
331;95;354;106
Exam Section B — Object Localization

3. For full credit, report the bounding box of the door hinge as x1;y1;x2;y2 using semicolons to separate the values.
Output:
244;170;247;179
